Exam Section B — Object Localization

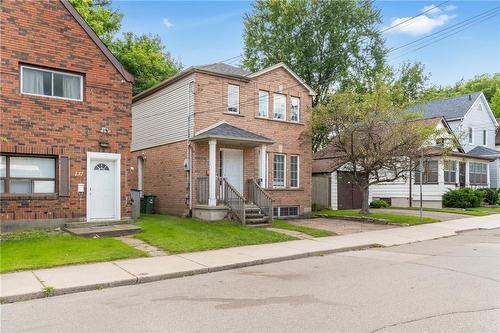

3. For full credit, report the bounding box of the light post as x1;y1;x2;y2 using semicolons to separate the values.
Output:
419;149;424;224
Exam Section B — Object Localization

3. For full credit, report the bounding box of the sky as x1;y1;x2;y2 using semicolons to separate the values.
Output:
113;1;500;87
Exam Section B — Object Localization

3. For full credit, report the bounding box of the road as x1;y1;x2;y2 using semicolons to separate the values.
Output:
2;229;499;333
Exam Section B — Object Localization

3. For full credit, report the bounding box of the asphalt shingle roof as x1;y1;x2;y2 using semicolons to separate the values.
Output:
407;92;482;120
195;63;250;77
191;123;273;143
467;146;500;157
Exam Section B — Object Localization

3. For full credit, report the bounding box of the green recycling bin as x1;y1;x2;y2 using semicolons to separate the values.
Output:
142;194;156;214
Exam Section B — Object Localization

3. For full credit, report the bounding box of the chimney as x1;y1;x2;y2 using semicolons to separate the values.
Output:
468;94;471;101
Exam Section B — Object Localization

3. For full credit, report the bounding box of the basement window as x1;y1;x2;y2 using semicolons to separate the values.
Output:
273;206;299;218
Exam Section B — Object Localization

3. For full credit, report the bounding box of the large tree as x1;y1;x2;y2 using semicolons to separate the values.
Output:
311;82;438;213
69;0;181;94
243;0;386;105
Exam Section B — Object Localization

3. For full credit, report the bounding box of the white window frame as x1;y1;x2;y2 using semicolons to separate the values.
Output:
273;206;299;218
290;97;300;122
290;155;299;188
227;84;240;114
273;153;286;188
20;65;83;102
258;90;269;117
137;157;144;197
468;127;473;144
273;93;286;120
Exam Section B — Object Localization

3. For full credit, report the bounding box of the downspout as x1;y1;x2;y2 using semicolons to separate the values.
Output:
187;81;194;215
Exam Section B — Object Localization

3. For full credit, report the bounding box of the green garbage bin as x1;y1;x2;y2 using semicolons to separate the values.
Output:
143;194;156;214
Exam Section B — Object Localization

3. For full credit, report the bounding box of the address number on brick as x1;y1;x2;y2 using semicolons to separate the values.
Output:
74;171;84;177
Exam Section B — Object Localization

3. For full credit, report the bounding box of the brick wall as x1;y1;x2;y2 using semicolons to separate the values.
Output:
0;1;133;223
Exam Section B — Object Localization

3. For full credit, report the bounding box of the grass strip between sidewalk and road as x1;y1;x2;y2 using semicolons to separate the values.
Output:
388;206;488;216
135;214;295;254
0;230;147;273
315;209;439;225
271;220;335;237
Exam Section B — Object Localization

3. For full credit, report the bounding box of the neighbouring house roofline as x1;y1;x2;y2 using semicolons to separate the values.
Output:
461;92;499;126
60;0;134;82
248;62;317;96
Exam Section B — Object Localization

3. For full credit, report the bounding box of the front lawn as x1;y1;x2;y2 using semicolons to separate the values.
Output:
135;214;295;253
464;207;500;215
271;220;335;237
0;230;147;273
315;209;439;225
389;207;487;216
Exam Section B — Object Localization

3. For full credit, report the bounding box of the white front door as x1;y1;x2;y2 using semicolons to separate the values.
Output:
222;149;244;194
87;153;120;221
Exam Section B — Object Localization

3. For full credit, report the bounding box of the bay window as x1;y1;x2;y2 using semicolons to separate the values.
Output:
469;162;487;185
0;155;56;194
227;84;240;113
444;160;457;184
290;97;300;122
21;65;83;101
273;154;285;188
258;90;269;117
273;93;286;120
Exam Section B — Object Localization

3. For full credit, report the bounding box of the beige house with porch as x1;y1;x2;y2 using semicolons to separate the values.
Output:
131;63;315;224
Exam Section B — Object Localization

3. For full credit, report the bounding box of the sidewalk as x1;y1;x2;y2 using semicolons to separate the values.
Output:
2;214;499;303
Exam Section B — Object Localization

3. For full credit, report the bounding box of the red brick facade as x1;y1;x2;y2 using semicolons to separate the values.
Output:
132;66;313;217
0;1;133;224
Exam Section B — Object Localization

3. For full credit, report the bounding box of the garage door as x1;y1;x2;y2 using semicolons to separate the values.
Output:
337;171;363;210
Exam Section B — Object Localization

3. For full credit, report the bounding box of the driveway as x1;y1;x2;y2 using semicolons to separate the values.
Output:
289;217;398;235
375;208;469;221
3;229;499;333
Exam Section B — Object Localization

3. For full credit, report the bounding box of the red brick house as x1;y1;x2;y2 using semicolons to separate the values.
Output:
132;62;315;223
0;0;134;230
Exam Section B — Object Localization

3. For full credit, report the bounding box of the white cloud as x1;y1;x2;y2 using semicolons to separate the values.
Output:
162;18;174;28
384;4;457;36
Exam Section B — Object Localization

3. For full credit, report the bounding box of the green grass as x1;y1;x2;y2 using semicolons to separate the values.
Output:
135;214;295;253
315;209;439;225
0;230;147;273
389;206;500;216
271;220;335;237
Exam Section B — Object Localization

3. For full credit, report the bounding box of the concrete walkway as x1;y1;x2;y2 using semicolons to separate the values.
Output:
1;214;499;304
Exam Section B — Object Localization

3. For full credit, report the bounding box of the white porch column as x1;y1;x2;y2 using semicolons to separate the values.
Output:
259;144;267;188
208;139;217;206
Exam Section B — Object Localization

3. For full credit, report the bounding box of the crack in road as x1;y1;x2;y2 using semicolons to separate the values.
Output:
370;307;500;333
408;261;500;282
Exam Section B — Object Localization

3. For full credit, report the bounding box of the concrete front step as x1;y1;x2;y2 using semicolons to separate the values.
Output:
246;223;271;228
64;224;142;238
64;219;132;228
245;217;269;224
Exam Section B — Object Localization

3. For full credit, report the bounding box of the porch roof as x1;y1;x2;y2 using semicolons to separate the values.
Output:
191;123;274;145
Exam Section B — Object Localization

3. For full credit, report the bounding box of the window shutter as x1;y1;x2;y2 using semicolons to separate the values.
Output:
59;156;70;197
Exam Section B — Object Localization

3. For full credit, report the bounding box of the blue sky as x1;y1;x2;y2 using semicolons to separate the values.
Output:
113;1;500;87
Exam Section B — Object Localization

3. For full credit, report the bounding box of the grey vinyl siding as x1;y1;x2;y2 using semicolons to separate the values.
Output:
132;75;194;151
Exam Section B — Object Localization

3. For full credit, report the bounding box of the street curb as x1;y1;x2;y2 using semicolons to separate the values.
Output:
0;243;376;304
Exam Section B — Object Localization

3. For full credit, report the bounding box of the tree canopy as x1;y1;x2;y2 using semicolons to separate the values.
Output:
243;0;386;105
69;0;181;94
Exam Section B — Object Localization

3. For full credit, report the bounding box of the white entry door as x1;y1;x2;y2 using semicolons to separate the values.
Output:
87;153;120;221
222;149;244;194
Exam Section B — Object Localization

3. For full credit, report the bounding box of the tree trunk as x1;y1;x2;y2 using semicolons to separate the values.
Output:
360;186;370;214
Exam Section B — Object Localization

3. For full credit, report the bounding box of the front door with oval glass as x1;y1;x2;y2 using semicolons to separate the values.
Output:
89;159;117;220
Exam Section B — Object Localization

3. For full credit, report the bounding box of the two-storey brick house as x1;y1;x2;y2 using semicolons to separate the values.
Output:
1;0;134;230
132;63;314;223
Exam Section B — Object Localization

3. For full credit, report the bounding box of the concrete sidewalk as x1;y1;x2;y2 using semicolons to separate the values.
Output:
2;214;499;303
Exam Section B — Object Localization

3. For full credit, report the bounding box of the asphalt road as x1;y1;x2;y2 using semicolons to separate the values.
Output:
2;229;499;333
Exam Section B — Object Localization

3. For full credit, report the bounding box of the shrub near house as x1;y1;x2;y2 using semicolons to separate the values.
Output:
442;188;484;208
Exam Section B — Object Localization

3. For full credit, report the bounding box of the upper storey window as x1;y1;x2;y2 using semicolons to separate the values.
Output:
227;84;240;113
290;97;300;122
21;65;83;101
273;93;286;120
258;91;269;117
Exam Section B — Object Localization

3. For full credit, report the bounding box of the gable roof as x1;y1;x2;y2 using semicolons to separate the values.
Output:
191;122;273;144
407;92;482;120
60;0;134;82
195;63;250;77
248;62;316;96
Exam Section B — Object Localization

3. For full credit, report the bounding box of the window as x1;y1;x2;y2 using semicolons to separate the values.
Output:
290;155;299;188
436;138;445;147
483;130;487;146
0;155;56;194
414;160;438;184
273;93;286;120
258;91;268;117
273;206;299;218
227;84;239;113
469;162;487;185
444;160;457;184
290;97;300;122
137;157;144;195
273;154;285;188
21;66;82;101
468;127;473;144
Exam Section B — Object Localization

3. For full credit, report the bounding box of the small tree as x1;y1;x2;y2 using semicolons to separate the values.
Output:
312;82;438;213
